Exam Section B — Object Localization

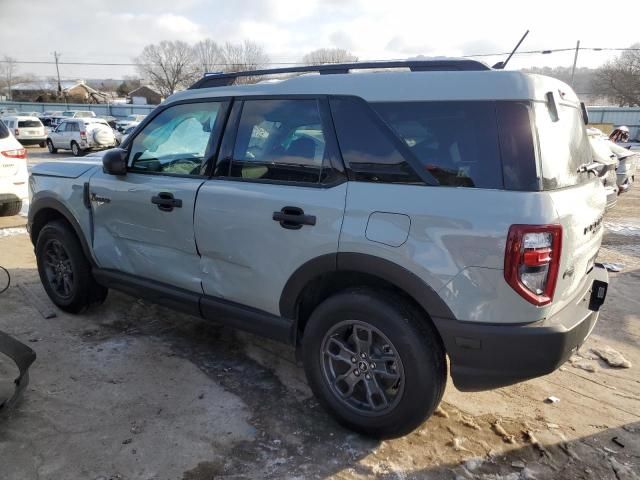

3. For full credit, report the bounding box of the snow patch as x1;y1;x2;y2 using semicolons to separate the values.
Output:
0;227;28;237
605;221;640;236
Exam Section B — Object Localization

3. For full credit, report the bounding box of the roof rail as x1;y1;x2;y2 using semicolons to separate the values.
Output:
189;59;491;89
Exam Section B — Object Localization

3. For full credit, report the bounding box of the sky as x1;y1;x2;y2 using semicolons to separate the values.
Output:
1;0;638;81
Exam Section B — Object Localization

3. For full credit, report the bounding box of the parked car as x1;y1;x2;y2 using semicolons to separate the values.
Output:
46;118;117;156
611;144;638;193
28;60;609;438
61;110;96;118
115;114;146;132
42;115;67;131
39;111;64;118
0;119;27;216
587;128;618;210
119;124;137;144
1;116;47;147
0;107;18;117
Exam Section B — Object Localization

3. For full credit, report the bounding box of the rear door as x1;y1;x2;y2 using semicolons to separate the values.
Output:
50;122;67;148
195;98;347;316
90;99;227;292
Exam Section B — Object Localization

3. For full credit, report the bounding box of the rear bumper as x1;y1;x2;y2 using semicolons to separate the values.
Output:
434;265;609;391
18;137;46;145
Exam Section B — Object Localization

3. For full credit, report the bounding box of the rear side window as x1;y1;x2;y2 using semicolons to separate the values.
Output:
534;101;592;189
0;120;8;139
373;101;504;189
330;97;424;184
229;99;327;184
18;120;42;128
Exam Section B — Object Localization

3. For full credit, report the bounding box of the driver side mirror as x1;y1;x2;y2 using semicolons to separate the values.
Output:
102;148;128;176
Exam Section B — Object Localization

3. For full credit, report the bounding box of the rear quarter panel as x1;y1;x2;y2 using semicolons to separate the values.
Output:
341;183;562;324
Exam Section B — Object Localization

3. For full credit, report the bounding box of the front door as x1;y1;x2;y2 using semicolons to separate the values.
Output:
90;100;227;292
195;98;347;316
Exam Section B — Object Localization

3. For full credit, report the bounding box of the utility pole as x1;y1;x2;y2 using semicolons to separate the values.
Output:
570;40;580;87
53;51;68;107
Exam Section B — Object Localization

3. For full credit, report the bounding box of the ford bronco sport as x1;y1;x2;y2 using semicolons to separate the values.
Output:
28;59;609;438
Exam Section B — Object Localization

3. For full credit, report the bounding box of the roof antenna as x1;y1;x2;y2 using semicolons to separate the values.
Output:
492;30;529;69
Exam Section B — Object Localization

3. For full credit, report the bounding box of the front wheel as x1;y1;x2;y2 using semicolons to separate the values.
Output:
36;220;108;313
46;139;57;154
302;289;446;438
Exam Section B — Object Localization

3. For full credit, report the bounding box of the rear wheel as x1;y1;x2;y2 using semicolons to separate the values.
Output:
39;141;45;148
302;289;446;438
71;141;83;157
46;139;57;153
36;220;108;313
0;201;22;217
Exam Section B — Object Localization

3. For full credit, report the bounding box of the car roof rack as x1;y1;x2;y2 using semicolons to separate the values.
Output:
189;59;491;89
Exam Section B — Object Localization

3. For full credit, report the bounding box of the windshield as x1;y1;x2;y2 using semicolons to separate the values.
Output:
534;101;593;189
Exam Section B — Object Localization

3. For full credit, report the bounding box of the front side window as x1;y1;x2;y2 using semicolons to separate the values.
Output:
129;102;222;176
228;99;327;184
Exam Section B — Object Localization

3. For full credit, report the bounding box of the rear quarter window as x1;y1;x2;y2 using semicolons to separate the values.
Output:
373;101;504;189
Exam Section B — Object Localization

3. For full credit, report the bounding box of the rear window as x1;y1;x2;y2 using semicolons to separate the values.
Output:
18;120;42;128
534;101;592;189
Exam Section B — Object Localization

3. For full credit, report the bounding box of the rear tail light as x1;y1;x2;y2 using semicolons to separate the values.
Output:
1;148;27;159
504;225;562;306
14;128;19;136
80;131;87;140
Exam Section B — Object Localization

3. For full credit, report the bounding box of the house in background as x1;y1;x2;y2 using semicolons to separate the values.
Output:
127;86;163;105
9;80;112;103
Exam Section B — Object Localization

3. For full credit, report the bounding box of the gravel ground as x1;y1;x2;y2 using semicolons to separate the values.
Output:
0;157;638;479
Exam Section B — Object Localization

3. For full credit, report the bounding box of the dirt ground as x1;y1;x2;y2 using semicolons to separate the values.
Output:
0;151;638;479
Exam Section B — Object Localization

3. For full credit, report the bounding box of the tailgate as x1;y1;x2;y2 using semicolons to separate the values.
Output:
546;178;605;315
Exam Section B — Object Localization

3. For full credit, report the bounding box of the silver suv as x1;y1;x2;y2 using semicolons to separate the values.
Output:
46;118;116;156
28;60;609;438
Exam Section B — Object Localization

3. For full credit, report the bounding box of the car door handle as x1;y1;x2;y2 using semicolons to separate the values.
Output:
273;206;316;230
151;192;182;212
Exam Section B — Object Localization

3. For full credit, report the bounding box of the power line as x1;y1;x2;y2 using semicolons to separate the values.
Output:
0;46;639;66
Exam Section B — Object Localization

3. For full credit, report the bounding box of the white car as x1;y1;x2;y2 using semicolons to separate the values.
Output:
0;120;28;216
1;116;47;147
62;110;96;119
116;114;146;132
46;118;117;156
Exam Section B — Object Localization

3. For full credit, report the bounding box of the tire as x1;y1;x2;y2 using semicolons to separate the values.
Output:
39;141;45;148
35;220;108;313
0;200;22;217
71;141;83;157
46;139;57;154
302;289;446;438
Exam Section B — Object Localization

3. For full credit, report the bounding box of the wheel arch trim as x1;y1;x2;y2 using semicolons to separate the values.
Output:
279;252;456;323
28;195;96;266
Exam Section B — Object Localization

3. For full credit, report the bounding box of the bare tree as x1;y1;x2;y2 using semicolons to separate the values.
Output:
593;44;640;106
302;48;358;65
135;41;199;97
194;39;224;75
219;40;270;83
2;56;18;100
